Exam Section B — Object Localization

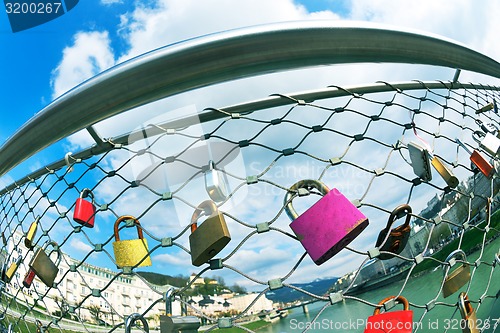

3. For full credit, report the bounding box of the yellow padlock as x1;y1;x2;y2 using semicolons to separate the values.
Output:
112;216;152;268
25;217;39;249
458;292;479;333
5;256;22;283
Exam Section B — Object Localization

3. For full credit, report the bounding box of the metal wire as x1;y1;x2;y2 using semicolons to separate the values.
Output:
0;80;499;333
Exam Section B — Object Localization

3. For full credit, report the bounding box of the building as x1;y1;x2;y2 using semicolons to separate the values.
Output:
3;230;180;326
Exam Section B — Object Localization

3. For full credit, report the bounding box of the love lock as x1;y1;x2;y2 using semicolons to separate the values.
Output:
113;216;152;268
442;249;470;298
4;256;22;283
204;160;229;202
73;188;97;228
364;296;413;333
25;216;39;249
458;292;479;333
456;138;494;178
284;179;369;265
29;241;62;287
375;204;412;260
431;156;459;188
473;130;500;158
189;200;231;267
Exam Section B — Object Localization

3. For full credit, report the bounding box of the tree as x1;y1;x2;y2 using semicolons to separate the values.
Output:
88;305;102;323
230;284;246;294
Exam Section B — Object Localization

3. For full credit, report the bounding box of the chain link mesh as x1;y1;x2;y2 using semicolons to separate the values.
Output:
0;80;499;333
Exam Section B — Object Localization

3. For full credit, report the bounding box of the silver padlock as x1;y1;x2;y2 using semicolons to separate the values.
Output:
204;160;229;202
473;130;500;157
407;142;432;181
160;315;200;333
125;313;149;333
475;119;498;137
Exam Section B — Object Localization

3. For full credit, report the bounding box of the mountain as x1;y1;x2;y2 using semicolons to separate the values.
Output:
265;277;338;303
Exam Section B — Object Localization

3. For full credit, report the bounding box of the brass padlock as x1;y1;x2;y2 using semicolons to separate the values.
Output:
375;204;412;260
458;292;479;333
189;200;231;267
4;256;22;283
25;217;39;249
442;249;470;298
112;216;152;268
29;241;62;287
431;156;459;188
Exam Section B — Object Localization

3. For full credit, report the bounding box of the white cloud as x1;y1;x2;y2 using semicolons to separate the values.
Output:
42;0;500;291
101;0;122;5
70;237;94;254
51;31;115;99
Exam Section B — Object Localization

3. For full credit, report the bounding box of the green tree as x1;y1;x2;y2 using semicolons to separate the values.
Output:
88;305;102;323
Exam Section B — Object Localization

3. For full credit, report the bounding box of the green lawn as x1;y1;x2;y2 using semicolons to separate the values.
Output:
412;209;500;275
205;319;269;333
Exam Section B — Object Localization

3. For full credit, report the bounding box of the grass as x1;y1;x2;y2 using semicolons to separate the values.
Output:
411;209;500;275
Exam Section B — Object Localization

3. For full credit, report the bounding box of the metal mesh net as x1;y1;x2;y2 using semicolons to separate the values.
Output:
0;80;499;333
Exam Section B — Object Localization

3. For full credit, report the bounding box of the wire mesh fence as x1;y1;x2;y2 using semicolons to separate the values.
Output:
0;80;499;333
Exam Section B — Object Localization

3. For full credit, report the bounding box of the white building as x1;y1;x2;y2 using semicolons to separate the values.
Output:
3;230;180;326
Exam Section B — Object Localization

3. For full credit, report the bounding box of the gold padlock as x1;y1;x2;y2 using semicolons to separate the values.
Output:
112;216;152;268
458;292;479;333
431;156;459;188
25;217;39;249
189;200;231;266
442;249;470;298
375;204;412;260
29;241;62;288
4;256;22;283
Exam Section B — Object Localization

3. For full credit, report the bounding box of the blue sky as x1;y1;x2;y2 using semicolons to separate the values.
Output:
1;0;500;288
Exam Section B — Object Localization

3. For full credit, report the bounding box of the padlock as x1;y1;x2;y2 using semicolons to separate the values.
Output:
284;179;369;265
472;130;500;157
364;296;413;333
189;200;231;267
23;268;36;288
431;156;459;188
1;232;6;246
407;141;432;181
204;160;229;202
442;249;470;298
458;292;479;333
4;256;22;283
456;138;494;178
375;204;412;260
475;118;498;136
125;313;149;333
112;216;152;268
73;188;96;228
25;217;39;249
476;102;494;114
29;241;62;287
160;315;201;333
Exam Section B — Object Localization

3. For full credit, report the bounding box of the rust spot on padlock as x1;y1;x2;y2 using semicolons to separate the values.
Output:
375;204;411;260
284;179;369;265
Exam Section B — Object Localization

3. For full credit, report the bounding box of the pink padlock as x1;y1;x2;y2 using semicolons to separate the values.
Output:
284;179;369;265
73;188;96;228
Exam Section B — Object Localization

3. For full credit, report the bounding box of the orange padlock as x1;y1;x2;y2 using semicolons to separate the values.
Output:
365;296;413;333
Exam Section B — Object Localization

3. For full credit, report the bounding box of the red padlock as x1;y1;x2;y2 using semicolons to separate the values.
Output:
23;268;36;288
73;188;96;228
365;296;413;333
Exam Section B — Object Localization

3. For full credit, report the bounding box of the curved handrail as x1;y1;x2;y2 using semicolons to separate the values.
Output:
1;20;500;177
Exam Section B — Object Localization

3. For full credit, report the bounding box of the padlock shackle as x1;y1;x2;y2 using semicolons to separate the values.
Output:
373;295;409;315
114;216;144;242
455;138;473;155
443;249;467;277
190;200;219;233
472;130;486;144
42;241;63;266
284;179;330;220
458;292;474;319
80;188;95;201
384;204;412;231
125;313;149;333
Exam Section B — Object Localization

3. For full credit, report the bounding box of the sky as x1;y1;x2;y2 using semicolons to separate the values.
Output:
1;0;500;290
